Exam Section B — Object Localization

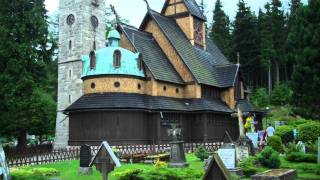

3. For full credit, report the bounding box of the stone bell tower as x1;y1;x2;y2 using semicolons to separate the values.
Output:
55;0;106;149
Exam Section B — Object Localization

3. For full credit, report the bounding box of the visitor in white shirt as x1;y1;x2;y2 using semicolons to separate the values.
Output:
266;124;275;137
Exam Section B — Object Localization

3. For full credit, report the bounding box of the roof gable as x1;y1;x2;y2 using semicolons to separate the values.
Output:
120;24;184;85
161;0;206;21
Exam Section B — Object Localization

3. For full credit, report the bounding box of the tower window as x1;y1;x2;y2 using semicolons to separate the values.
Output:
89;51;96;70
66;14;75;25
113;50;121;68
69;40;72;49
163;86;167;91
93;41;96;50
137;83;141;90
176;88;179;94
69;95;71;104
137;54;143;71
69;69;72;79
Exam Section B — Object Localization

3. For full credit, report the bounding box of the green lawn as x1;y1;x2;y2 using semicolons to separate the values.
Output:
12;154;204;180
10;154;320;180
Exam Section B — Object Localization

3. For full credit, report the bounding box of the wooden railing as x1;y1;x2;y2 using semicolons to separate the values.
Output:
6;142;223;167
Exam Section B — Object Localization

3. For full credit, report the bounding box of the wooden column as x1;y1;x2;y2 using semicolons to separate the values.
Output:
202;113;208;142
156;113;161;144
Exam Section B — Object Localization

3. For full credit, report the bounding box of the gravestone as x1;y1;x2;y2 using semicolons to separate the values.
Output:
168;124;188;168
246;133;259;148
0;144;10;180
79;144;92;175
90;141;121;180
218;148;236;169
203;153;232;180
236;146;249;163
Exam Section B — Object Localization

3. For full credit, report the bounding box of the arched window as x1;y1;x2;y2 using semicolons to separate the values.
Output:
113;50;121;68
137;54;143;71
89;51;96;70
69;40;72;49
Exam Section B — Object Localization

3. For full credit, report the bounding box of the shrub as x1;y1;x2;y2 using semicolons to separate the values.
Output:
194;145;209;161
267;136;283;152
275;125;294;144
306;141;318;154
285;142;304;154
285;152;317;163
257;147;281;168
11;167;59;180
250;88;269;108
238;157;258;176
114;169;143;180
270;83;293;106
298;122;320;143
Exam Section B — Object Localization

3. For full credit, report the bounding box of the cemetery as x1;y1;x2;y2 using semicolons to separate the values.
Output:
1;0;320;179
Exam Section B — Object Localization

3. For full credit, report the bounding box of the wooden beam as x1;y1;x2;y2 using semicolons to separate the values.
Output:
202;113;208;142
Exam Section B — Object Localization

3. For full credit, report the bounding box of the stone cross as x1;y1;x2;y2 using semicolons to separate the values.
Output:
168;124;181;141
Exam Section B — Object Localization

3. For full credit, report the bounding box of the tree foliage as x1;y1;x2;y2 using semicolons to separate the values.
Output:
287;0;320;119
0;0;56;148
210;0;230;58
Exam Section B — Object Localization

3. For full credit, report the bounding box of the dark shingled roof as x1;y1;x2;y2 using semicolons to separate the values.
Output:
64;93;233;113
148;10;215;86
183;0;207;21
144;10;237;88
120;24;184;85
236;99;266;114
206;37;230;65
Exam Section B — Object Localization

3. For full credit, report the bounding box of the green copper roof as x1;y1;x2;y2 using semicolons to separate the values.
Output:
81;47;145;78
108;29;121;39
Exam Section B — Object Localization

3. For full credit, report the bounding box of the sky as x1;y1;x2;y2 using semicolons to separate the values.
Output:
45;0;307;27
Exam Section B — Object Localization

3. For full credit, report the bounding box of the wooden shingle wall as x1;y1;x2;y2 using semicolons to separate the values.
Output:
119;34;136;52
221;88;236;109
144;20;195;83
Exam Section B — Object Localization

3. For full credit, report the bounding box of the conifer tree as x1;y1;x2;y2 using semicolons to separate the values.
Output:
270;0;286;85
0;0;56;148
288;0;320;119
210;0;230;58
231;0;259;87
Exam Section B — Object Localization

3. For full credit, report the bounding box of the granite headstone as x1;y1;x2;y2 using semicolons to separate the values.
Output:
0;144;10;180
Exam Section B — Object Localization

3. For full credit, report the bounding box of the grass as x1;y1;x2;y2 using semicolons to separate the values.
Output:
12;154;204;180
11;154;320;180
280;157;320;180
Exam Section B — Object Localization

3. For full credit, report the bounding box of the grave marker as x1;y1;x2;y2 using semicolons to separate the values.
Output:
0;144;10;180
217;148;236;169
90;141;121;180
203;153;232;180
79;144;92;175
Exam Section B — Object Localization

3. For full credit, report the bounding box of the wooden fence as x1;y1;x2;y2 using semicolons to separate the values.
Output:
6;142;223;167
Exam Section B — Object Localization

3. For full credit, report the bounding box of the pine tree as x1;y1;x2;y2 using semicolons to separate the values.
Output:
231;0;260;87
0;0;56;148
210;0;230;58
288;0;320;119
258;4;275;95
270;0;286;85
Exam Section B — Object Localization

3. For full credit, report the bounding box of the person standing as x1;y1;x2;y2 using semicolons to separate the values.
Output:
266;124;275;137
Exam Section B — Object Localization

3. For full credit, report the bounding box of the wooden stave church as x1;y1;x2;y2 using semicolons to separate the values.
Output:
64;0;264;146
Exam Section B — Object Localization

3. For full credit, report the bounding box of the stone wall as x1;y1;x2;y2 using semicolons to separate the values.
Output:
55;0;106;149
